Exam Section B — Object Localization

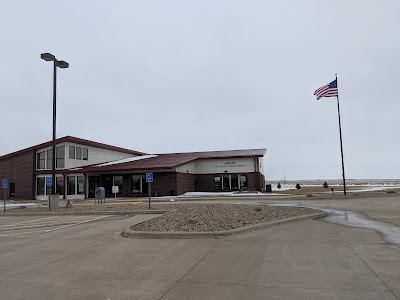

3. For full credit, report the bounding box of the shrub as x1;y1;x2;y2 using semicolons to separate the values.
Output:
277;182;281;189
296;183;301;189
323;181;329;188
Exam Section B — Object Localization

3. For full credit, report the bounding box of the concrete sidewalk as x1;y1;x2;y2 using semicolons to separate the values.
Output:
0;209;399;299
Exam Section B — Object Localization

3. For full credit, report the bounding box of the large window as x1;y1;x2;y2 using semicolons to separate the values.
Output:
46;149;53;169
37;147;67;170
76;147;82;160
68;146;88;161
240;175;248;189
69;146;75;159
131;175;148;194
37;177;45;195
215;174;248;191
214;176;222;191
56;177;64;195
37;152;45;169
83;148;88;160
56;146;65;168
131;175;141;193
77;176;85;194
67;176;76;195
37;176;63;196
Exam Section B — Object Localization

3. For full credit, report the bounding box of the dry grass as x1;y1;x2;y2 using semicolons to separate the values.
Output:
273;185;362;195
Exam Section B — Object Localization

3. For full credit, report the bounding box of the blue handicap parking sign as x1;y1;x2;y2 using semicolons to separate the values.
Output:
146;173;153;183
2;179;8;189
47;177;52;187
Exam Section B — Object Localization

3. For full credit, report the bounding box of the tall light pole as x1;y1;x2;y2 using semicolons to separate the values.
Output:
41;53;69;207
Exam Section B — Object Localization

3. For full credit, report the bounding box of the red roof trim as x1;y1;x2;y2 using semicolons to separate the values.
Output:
77;148;267;173
0;136;146;160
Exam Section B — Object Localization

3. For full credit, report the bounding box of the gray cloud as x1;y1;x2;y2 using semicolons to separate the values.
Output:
1;0;399;179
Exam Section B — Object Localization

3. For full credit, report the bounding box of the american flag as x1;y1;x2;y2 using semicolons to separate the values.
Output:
314;79;338;100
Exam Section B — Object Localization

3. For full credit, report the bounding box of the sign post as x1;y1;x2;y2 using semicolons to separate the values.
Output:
112;186;119;199
146;173;153;209
2;179;8;212
47;177;52;211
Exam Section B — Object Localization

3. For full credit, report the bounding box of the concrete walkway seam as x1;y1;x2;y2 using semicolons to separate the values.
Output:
122;212;327;239
0;210;169;216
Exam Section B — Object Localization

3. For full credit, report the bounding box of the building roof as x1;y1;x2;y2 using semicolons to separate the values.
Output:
77;148;267;173
0;136;146;160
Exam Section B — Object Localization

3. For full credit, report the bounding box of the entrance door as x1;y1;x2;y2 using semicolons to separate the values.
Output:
88;176;100;198
223;175;230;191
104;175;113;197
231;175;239;190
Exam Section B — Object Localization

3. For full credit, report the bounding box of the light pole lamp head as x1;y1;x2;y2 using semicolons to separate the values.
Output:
57;60;69;69
41;53;56;62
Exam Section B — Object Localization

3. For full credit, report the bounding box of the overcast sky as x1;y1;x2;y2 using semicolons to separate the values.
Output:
1;0;399;180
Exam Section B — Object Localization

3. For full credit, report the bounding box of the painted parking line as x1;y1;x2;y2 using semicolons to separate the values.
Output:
0;216;106;230
0;215;111;237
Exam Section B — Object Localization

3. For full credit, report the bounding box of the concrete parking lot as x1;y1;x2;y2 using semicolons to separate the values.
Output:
0;196;399;299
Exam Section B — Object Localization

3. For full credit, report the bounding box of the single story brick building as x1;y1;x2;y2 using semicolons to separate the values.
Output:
0;136;266;200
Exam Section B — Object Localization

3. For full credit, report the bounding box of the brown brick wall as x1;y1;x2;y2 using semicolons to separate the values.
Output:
246;173;260;191
0;150;35;200
89;171;265;198
176;173;196;195
116;173;178;197
152;173;177;196
195;174;215;192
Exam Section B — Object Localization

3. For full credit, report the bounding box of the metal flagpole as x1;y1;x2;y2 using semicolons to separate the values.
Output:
335;74;346;195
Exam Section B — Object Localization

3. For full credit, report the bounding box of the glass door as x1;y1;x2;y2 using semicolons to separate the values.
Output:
88;176;100;198
223;175;230;191
231;175;239;190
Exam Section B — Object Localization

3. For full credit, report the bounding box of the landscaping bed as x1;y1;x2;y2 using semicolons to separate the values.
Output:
130;203;321;232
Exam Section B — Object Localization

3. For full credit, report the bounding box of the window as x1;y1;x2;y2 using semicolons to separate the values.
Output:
9;183;15;197
240;175;248;189
77;176;85;194
114;176;123;194
56;146;65;168
83;148;88;160
37;177;45;195
214;175;222;191
56;177;64;195
37;152;45;169
46;149;53;169
67;176;76;195
69;146;75;159
131;175;141;193
76;147;82;160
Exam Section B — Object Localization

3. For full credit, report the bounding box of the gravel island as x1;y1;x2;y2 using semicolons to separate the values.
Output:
130;203;321;232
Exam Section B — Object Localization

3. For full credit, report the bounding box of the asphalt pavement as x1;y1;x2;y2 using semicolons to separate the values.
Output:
0;196;399;299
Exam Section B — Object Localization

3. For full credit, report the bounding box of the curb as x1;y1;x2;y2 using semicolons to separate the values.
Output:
122;212;327;239
0;210;169;217
70;202;144;207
